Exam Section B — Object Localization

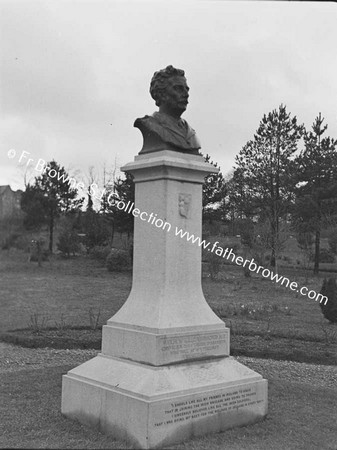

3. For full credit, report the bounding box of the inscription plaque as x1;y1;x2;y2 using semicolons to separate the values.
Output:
152;386;264;428
159;332;229;359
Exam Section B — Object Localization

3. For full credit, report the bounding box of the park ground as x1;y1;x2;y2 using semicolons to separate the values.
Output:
0;246;337;449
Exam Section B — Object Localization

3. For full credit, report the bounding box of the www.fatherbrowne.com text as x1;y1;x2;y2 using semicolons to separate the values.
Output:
174;228;328;305
9;149;327;305
111;199;328;306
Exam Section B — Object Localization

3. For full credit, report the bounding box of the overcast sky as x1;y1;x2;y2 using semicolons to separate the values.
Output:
1;0;337;193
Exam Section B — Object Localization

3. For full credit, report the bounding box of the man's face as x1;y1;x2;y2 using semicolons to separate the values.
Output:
160;76;189;117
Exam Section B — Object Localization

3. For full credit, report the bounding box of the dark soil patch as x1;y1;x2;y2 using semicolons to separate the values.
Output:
1;327;336;366
0;326;102;350
230;335;337;366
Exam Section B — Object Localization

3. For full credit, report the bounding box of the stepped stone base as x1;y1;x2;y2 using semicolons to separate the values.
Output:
62;354;267;449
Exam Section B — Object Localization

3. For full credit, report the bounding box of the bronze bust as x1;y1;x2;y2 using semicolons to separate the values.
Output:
134;65;201;155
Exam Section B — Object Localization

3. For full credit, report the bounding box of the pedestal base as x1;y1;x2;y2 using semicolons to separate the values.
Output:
62;355;267;449
102;323;230;365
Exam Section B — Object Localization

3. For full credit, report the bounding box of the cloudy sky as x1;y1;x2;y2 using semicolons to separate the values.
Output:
1;0;337;193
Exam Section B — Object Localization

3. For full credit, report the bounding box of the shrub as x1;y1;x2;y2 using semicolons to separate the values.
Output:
321;249;335;263
14;235;32;251
1;232;20;250
2;232;30;251
310;248;335;264
297;232;314;253
320;278;337;323
237;219;255;247
127;240;133;261
83;210;110;251
57;229;80;257
88;307;101;330
29;239;49;263
28;313;49;333
282;255;291;263
202;239;242;279
120;238;134;262
208;251;222;280
29;249;49;262
202;239;239;263
106;248;130;272
89;245;111;262
328;229;337;255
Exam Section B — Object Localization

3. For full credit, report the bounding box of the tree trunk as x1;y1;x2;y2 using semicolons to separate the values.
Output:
110;221;115;246
314;228;320;274
270;217;277;268
49;210;54;253
242;244;251;277
37;240;42;267
231;210;235;236
274;258;278;275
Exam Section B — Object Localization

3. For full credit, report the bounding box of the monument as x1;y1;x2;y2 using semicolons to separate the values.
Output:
61;65;268;448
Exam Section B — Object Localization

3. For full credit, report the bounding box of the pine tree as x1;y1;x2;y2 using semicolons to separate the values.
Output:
294;113;337;274
21;160;83;252
104;172;135;238
233;104;304;268
202;154;226;226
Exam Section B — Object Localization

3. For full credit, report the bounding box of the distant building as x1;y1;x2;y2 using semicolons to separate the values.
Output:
0;185;23;220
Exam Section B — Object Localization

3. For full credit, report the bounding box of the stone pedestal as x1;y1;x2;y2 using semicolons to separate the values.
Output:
61;151;267;449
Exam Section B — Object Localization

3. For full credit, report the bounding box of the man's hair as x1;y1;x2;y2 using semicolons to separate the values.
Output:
150;65;185;106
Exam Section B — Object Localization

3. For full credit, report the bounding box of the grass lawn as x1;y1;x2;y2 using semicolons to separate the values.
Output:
1;249;337;449
1;249;336;365
0;250;130;332
1;364;336;450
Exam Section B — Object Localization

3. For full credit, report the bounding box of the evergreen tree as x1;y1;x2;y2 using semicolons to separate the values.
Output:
233;104;304;268
229;167;257;224
294;113;337;274
20;184;47;230
82;209;111;250
202;154;226;226
21;160;83;252
103;172;135;237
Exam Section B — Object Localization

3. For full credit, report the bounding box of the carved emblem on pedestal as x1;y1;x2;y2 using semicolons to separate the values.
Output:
179;193;192;218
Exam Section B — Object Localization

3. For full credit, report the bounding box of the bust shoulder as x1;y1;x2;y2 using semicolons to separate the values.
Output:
134;113;201;155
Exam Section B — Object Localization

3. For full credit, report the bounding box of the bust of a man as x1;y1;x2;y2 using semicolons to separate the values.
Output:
134;65;201;155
